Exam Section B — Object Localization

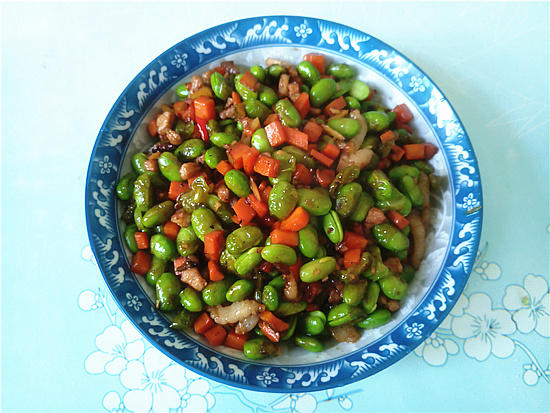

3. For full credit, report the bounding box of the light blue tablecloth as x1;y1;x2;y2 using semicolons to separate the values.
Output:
2;2;548;412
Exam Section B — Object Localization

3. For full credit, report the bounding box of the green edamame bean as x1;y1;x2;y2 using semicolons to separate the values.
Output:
202;278;233;306
224;169;251;198
327;303;363;327
366;170;394;201
329;165;361;197
310;78;337;107
191;208;222;242
302;310;326;336
280;315;298;341
343;279;368;307
275;99;302;128
234;73;258;101
269;181;298;220
180;287;203;312
249;65;266;83
322;211;344;244
155;272;181;312
267;64;286;79
251;128;274;153
295;336;325;353
134;208;146;231
131;153;149;174
268;275;286;291
274;301;307;317
175;119;195;139
175;139;205;161
327;63;354;79
335;183;363;218
349;79;370;101
245;99;272;121
376;189;412;216
296;60;321;87
298;223;320;258
356;309;391;330
204;146;226;169
345;96;361;110
314;245;327;259
157;152;183;182
388;165;420;181
261;244;297;266
124;224;139;253
299;256;337;283
401;175;424;207
117;172;137;201
210;71;233;100
363;111;389;132
205;194;234;227
219;248;240;274
225;225;263;255
262;284;279;311
176;84;189;100
134;173;154;212
146;255;166;286
150;234;176;260
297;188;332;216
170;309;198;330
327;118;360;139
379;273;408;300
412;160;434;175
401;264;416;283
211;132;239;148
373;222;410;252
143;200;174;228
243;337;280;360
332;80;351;98
234;247;263;275
361;281;380;314
350;192;374;222
226;279;255;302
269;150;296;185
176;226;199;257
282;146;316;169
258;85;278;107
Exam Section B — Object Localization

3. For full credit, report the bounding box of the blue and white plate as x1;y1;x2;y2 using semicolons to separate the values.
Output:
85;16;482;391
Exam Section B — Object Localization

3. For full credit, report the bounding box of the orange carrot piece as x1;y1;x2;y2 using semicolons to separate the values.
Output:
208;260;225;281
163;221;180;242
292;163;314;186
260;310;290;332
226;141;251;169
393;103;413;123
147;117;158;137
387;210;410;230
231;91;241;105
380;130;396;143
258;321;280;343
324;96;346;117
193;96;216;122
239;70;259;91
130;250;151;276
233;197;256;226
343;248;362;270
315;168;335;188
389;144;405;163
283;126;309;151
216;160;233;176
403;144;426;160
304;53;325;75
194;312;215;335
242;147;260;176
263;113;280;125
224;330;249;351
342;231;368;251
134;232;149;250
246;194;269;218
203;324;227;346
254;154;281;178
168;181;188;201
320;142;340;160
293;92;310;119
310;149;334;167
279;206;309;232
302;121;323;143
204;229;225;261
270;229;299;247
264;120;287;147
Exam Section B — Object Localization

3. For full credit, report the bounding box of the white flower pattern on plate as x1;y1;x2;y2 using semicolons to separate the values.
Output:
256;370;279;385
462;193;479;210
171;53;188;69
126;292;142;312
409;76;425;92
406;322;424;339
294;23;312;39
451;293;516;361
503;274;549;337
99;155;113;174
